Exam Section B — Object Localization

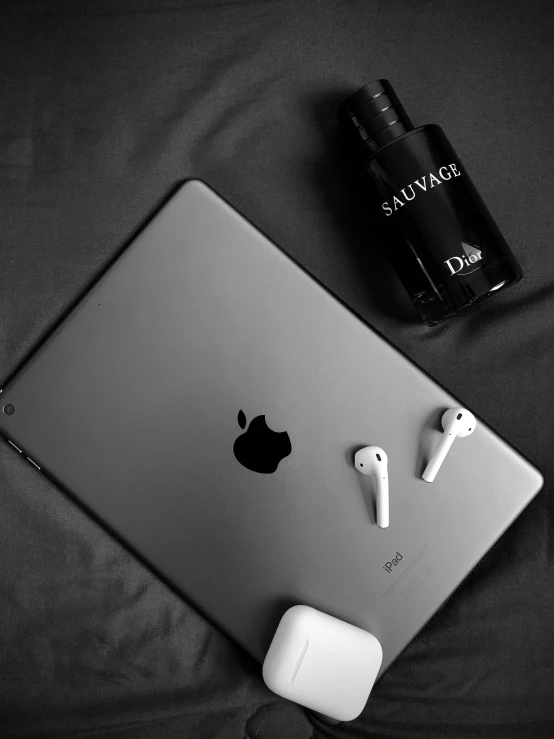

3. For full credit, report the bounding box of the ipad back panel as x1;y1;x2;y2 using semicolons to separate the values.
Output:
0;180;542;677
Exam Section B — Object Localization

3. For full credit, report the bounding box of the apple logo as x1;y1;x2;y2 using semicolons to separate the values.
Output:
233;409;292;474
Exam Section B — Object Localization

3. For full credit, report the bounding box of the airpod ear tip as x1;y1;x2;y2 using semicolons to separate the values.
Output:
441;407;460;427
441;407;477;434
354;447;388;475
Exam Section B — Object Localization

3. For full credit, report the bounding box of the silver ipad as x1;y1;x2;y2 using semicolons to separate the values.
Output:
0;179;543;679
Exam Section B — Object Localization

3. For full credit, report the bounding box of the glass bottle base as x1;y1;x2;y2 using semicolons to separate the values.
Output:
412;267;522;327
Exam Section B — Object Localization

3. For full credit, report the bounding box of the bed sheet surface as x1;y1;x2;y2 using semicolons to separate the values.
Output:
1;1;553;737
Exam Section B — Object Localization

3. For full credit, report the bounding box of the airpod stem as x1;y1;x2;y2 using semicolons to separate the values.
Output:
375;476;389;528
422;430;456;483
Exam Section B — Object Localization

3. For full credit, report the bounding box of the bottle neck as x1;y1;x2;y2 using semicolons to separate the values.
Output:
337;79;415;157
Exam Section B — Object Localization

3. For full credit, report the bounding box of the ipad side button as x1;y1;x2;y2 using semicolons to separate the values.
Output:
26;457;41;470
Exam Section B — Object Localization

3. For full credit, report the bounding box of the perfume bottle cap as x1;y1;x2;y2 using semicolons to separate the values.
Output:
337;79;414;157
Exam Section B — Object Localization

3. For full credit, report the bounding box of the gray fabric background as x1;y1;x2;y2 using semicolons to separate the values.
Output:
1;1;553;737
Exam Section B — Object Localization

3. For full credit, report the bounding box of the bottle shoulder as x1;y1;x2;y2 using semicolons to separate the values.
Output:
366;124;445;164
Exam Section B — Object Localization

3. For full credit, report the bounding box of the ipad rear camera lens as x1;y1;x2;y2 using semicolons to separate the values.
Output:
3;404;15;415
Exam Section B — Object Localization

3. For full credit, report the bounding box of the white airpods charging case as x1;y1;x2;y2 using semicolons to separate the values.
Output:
262;605;383;722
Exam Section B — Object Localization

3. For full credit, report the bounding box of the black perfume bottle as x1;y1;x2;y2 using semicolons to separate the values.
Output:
337;79;523;325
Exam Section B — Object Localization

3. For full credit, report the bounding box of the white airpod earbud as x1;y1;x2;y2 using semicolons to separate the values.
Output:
422;408;476;483
354;446;389;528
